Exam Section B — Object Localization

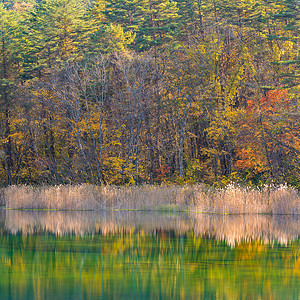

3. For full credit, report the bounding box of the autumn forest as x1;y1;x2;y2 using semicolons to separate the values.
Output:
0;0;299;187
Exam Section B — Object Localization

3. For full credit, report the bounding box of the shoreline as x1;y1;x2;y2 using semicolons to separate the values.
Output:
1;206;299;215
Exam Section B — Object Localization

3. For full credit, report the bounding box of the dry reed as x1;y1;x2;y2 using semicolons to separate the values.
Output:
0;187;5;206
3;184;300;214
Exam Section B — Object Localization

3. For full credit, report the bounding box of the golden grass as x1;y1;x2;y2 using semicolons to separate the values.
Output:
3;184;300;214
3;210;299;246
0;188;4;206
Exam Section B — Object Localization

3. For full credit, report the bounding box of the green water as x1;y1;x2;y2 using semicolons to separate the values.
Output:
0;211;299;299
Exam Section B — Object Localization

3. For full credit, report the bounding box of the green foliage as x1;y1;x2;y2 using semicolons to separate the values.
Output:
24;0;91;76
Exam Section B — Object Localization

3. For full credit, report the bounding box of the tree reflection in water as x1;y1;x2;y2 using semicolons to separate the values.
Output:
0;210;299;300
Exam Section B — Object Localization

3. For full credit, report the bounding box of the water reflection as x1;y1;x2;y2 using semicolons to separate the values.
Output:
0;209;299;300
2;210;299;246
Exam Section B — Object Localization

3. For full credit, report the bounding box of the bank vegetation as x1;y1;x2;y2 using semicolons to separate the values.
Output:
2;184;299;214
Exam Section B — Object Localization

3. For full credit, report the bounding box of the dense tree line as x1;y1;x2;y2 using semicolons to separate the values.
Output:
0;0;299;186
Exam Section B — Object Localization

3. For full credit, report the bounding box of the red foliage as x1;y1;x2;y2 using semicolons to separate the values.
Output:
237;88;290;175
246;89;289;114
154;165;171;183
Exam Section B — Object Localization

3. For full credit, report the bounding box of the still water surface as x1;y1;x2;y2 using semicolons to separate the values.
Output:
0;210;299;299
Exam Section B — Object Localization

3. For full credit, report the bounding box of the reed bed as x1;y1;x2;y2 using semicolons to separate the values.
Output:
0;187;5;206
3;184;300;214
3;210;299;246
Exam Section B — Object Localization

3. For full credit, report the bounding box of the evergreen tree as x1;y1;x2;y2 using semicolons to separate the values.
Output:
104;0;179;51
271;0;300;87
0;4;24;184
104;0;147;31
24;0;91;77
176;0;208;42
89;0;135;53
136;0;179;51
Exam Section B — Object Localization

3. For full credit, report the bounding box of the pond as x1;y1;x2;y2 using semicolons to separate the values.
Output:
0;210;299;299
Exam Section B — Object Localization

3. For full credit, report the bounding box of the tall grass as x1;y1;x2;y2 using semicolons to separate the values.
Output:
3;184;300;214
0;187;5;206
3;210;299;246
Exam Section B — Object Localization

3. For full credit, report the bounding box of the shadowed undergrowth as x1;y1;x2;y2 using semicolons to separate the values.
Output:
2;184;300;214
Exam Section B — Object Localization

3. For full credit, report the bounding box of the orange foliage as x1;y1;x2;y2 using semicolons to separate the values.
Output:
246;89;289;114
236;88;291;175
235;148;266;174
154;165;171;184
